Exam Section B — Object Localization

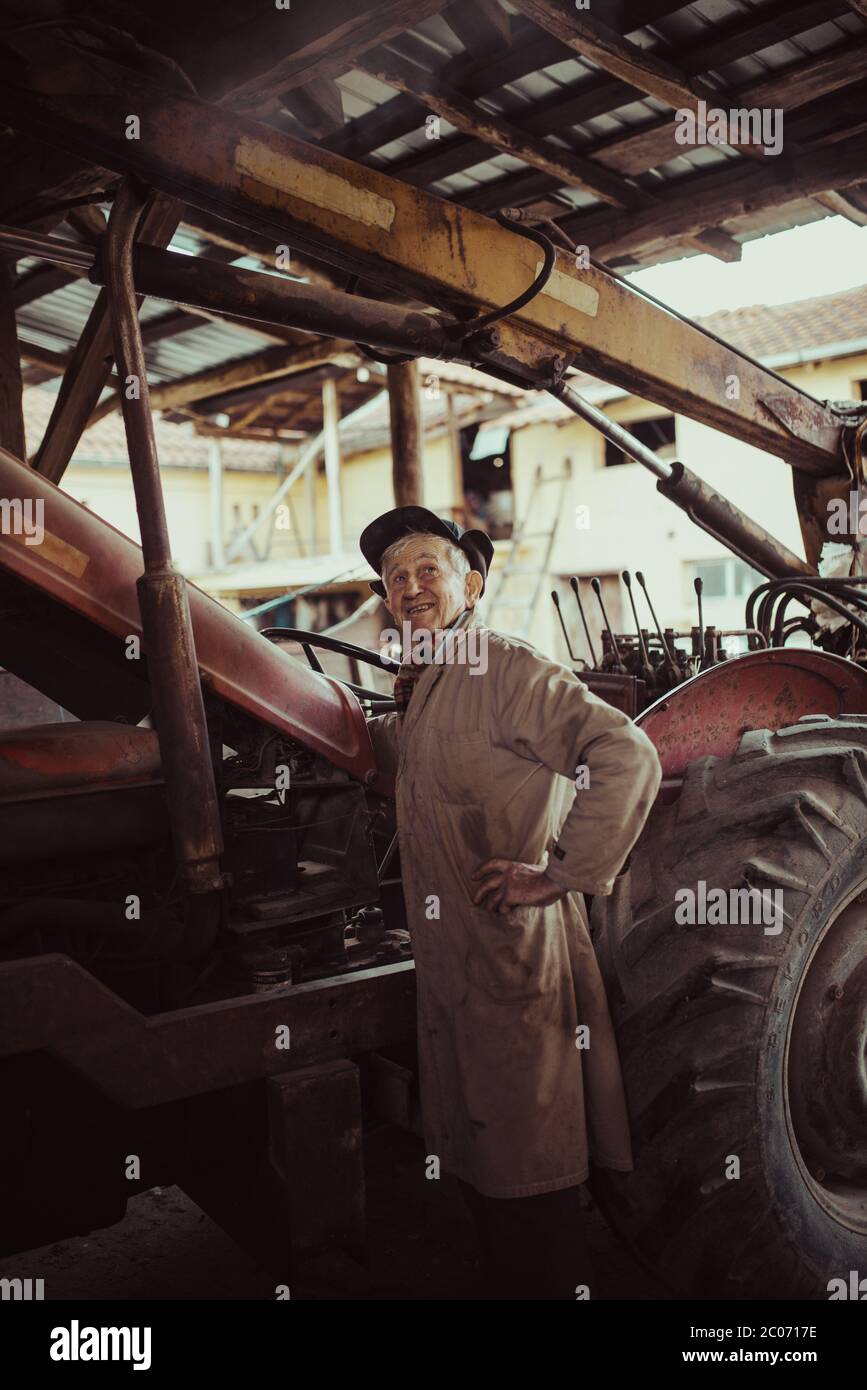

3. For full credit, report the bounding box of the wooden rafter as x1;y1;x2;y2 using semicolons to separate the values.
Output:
815;188;867;226
442;0;511;52
591;34;867;178
280;79;346;139
221;397;280;435
450;34;867;254
101;338;360;419
511;0;769;144
12;263;75;308
323;1;716;162
359;51;739;259
139;309;209;347
19;341;119;387
193;375;311;419
388;0;848;191
358;53;641;209
575;130;867;262
210;0;453;112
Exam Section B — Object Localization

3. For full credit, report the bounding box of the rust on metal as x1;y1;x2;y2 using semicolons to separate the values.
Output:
104;179;223;895
639;649;867;777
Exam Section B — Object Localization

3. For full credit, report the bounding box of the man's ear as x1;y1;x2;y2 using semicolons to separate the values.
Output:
465;569;484;606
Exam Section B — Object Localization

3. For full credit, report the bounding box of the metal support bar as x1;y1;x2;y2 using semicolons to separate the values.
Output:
552;382;814;579
0;221;451;362
29;198;181;482
110;243;451;359
104;179;223;896
0;224;94;269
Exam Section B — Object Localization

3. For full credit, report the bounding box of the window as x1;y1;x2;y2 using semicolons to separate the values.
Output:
605;414;676;467
686;557;763;601
461;421;513;540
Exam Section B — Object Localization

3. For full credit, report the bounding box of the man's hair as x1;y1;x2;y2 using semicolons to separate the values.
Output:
380;530;470;585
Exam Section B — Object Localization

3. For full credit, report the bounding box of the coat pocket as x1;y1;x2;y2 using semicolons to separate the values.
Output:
466;906;561;1005
428;727;492;805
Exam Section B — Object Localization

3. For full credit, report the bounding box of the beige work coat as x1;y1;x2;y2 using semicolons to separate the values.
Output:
367;611;661;1198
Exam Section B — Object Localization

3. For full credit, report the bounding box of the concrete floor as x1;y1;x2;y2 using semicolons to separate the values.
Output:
0;1125;665;1301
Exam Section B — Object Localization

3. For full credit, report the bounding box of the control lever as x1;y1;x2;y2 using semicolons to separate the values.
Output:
694;576;706;671
551;590;578;662
590;576;625;672
622;570;654;683
569;576;598;668
635;570;680;683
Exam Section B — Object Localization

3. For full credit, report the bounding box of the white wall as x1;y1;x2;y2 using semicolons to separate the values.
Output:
507;353;865;660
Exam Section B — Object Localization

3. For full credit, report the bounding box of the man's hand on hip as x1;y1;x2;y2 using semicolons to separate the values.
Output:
471;859;568;916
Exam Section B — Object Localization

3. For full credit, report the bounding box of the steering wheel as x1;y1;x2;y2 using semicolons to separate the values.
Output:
260;627;398;705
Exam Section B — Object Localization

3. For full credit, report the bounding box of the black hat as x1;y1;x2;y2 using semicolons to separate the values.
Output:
360;505;494;600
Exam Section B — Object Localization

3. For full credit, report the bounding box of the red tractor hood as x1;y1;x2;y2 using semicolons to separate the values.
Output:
0;447;376;785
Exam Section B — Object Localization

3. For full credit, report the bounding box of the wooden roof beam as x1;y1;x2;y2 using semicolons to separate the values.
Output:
360;52;740;260
12;262;75;308
591;34;867;178
511;0;763;139
575;130;867;261
280;79;346;139
323;2;705;160
358;52;642;209
389;0;848;190
104;338;360;419
213;0;453;113
442;0;512;52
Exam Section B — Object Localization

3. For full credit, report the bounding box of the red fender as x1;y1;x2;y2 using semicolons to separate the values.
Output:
637;648;867;777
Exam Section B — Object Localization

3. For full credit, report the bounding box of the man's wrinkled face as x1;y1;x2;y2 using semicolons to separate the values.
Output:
383;534;479;634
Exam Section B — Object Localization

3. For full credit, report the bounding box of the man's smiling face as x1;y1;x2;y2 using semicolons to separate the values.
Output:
383;533;479;635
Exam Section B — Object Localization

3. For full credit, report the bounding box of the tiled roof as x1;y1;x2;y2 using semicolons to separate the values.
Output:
697;281;867;362
22;387;284;473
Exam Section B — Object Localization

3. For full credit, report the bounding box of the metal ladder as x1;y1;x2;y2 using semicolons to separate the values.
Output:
484;462;571;638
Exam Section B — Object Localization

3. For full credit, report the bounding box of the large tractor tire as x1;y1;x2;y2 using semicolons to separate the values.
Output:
590;715;867;1299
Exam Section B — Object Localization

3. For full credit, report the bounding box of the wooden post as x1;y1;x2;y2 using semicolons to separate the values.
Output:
387;361;423;506
322;376;343;555
305;449;317;555
208;436;225;569
446;392;464;523
0;261;25;459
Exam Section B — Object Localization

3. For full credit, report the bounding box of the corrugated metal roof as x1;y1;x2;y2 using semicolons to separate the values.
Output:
17;234;285;388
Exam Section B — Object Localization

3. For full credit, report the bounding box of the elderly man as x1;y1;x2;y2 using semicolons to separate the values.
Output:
360;505;661;1300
